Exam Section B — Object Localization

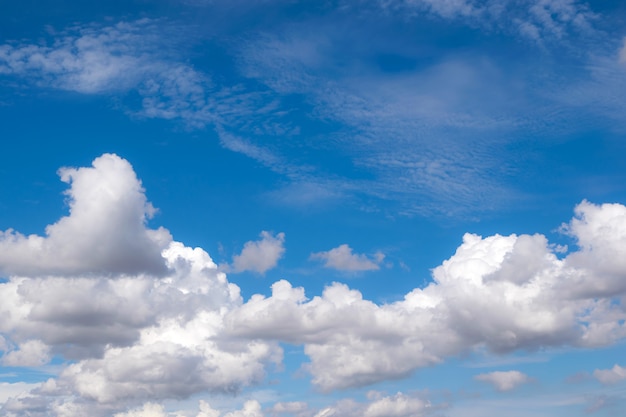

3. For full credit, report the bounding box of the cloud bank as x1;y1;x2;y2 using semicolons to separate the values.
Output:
1;154;626;415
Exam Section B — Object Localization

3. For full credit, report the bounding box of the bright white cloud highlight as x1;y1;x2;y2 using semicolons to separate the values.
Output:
232;231;286;274
228;201;626;390
474;370;531;391
0;154;281;416
310;244;383;271
0;153;171;277
593;364;626;385
2;154;626;415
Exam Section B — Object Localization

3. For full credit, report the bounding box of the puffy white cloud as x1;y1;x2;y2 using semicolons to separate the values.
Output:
312;392;430;417
593;364;626;385
269;401;308;415
474;370;531;391
562;200;626;297
0;155;280;416
0;153;171;277
223;400;264;417
310;245;383;271
114;403;168;417
228;201;626;390
0;382;41;405
1;340;50;367
364;392;430;417
2;153;626;415
232;231;286;274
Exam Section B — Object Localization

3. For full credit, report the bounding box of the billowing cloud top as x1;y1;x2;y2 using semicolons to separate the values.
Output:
0;154;171;277
1;154;626;415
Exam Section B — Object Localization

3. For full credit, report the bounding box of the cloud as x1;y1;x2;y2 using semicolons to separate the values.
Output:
0;153;171;277
474;370;531;391
0;20;169;94
381;0;595;41
1;340;50;367
2;154;626;413
114;403;168;417
593;364;626;385
227;200;626;390
269;401;309;415
310;244;383;271
0;155;281;415
313;392;431;417
232;231;286;274
0;382;41;405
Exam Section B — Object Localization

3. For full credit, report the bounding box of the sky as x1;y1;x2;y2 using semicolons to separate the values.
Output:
1;0;626;416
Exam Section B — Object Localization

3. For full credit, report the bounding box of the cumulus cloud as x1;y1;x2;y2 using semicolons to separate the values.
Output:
1;340;50;367
269;401;308;415
474;370;531;391
0;153;171;277
313;392;430;417
310;244;384;271
2;154;626;414
232;231;286;274
0;155;281;416
227;200;626;390
593;364;626;385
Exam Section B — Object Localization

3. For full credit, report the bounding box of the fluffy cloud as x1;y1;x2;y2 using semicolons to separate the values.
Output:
474;370;531;391
0;155;280;416
310;245;384;271
232;231;286;274
593;364;626;385
313;392;431;417
228;201;626;390
2;154;626;415
0;153;171;277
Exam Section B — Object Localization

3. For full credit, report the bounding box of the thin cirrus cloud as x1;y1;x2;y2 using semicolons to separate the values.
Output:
227;200;626;391
474;370;532;392
1;5;624;217
310;244;384;271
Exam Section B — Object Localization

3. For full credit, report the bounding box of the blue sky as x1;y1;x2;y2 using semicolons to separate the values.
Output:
1;0;626;416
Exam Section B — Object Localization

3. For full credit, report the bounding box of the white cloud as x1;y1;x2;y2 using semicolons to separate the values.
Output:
0;155;281;416
312;392;430;417
232;231;286;274
0;382;41;405
1;340;50;367
269;401;308;415
310;244;383;271
2;154;626;414
114;403;168;417
0;153;171;277
223;400;264;417
227;200;626;390
474;370;531;391
593;364;626;385
382;0;595;41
